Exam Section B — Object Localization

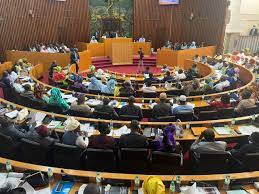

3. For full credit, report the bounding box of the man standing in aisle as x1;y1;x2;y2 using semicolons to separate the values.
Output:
70;45;80;74
138;48;144;73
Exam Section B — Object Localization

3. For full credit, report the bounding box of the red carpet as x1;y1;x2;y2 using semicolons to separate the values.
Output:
99;65;162;74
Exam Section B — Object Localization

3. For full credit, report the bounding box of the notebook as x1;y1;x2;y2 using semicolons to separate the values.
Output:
5;110;19;119
214;126;232;135
191;127;207;136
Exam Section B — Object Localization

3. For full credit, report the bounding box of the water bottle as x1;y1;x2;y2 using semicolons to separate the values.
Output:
110;120;114;130
149;100;153;108
6;161;12;173
47;168;54;183
231;119;235;128
224;175;231;191
169;179;175;194
175;175;181;192
141;97;144;104
134;176;140;190
96;172;102;193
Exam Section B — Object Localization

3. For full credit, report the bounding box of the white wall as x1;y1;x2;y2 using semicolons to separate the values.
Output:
226;0;259;35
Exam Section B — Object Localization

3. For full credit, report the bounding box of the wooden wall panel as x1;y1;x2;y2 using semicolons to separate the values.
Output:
0;0;89;60
133;0;227;50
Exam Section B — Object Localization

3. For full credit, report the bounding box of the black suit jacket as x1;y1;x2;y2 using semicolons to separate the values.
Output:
119;133;148;148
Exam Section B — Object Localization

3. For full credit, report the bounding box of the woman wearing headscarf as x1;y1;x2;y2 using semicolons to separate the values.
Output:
152;124;182;153
101;78;117;95
119;80;136;97
45;88;70;112
88;76;104;91
52;66;67;82
72;76;87;92
34;83;46;99
62;117;88;149
202;77;214;93
183;78;201;96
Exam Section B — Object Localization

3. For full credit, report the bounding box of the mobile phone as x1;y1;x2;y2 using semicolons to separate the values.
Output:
55;181;63;192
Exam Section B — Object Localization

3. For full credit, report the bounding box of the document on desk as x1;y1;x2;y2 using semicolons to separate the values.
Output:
63;94;73;99
226;190;249;194
214;126;232;135
5;110;19;119
0;173;24;190
66;96;77;104
21;182;36;194
134;103;143;108
85;99;102;106
149;102;157;109
113;125;131;136
238;125;259;135
80;123;94;136
47;120;61;129
117;101;127;108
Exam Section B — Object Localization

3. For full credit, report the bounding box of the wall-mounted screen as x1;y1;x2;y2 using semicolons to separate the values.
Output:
159;0;179;5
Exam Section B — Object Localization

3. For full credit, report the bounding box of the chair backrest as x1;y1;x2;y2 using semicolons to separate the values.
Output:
119;115;140;121
93;111;112;120
53;143;82;169
142;92;158;98
151;151;182;174
20;138;49;165
68;109;89;117
0;132;15;159
45;104;64;114
119;148;150;173
243;152;259;171
194;151;232;174
241;105;259;116
88;89;101;95
199;110;218;120
167;89;184;96
175;112;194;121
85;148;116;172
217;107;235;119
156;116;176;122
189;91;204;96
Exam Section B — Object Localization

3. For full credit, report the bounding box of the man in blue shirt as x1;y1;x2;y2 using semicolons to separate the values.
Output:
172;95;194;115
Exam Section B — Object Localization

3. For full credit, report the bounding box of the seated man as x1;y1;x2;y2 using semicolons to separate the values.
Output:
235;89;256;115
231;132;259;162
0;117;29;141
88;122;115;150
28;125;60;149
214;76;230;92
22;84;35;99
161;71;174;83
172;95;194;115
94;97;119;119
144;73;158;84
119;120;148;148
191;128;227;157
142;81;156;93
152;93;172;119
175;69;186;81
62;117;88;149
119;96;143;120
70;94;92;116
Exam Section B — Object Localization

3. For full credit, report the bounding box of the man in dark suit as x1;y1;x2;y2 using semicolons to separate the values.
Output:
70;46;80;74
231;132;259;162
152;93;172;119
94;97;119;119
119;96;143;120
249;25;258;36
119;120;148;148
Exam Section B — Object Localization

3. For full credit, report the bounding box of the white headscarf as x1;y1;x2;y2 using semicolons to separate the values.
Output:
64;117;80;131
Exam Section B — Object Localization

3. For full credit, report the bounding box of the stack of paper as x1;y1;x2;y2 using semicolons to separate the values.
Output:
134;103;143;108
238;125;259;135
86;99;102;106
214;126;232;135
112;125;131;136
66;97;77;104
80;123;94;136
47;120;61;129
5;110;19;119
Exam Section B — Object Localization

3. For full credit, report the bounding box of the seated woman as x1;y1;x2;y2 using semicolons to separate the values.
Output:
202;77;214;93
88;76;104;91
22;84;35;99
34;83;46;100
183;78;200;96
119;80;136;97
70;93;92;116
52;66;67;82
88;122;115;150
152;124;181;153
101;78;117;95
44;88;70;112
2;71;13;87
72;76;87;92
142;81;156;93
209;94;231;109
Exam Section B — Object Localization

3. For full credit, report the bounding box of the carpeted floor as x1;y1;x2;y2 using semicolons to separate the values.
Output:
99;65;162;74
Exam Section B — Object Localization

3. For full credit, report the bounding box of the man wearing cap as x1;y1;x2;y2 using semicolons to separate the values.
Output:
119;96;143;120
152;93;172;119
172;95;194;115
28;125;60;149
119;120;148;148
62;117;89;149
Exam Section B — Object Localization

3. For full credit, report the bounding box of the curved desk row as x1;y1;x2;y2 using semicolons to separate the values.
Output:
30;59;256;101
0;98;257;142
0;157;258;184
